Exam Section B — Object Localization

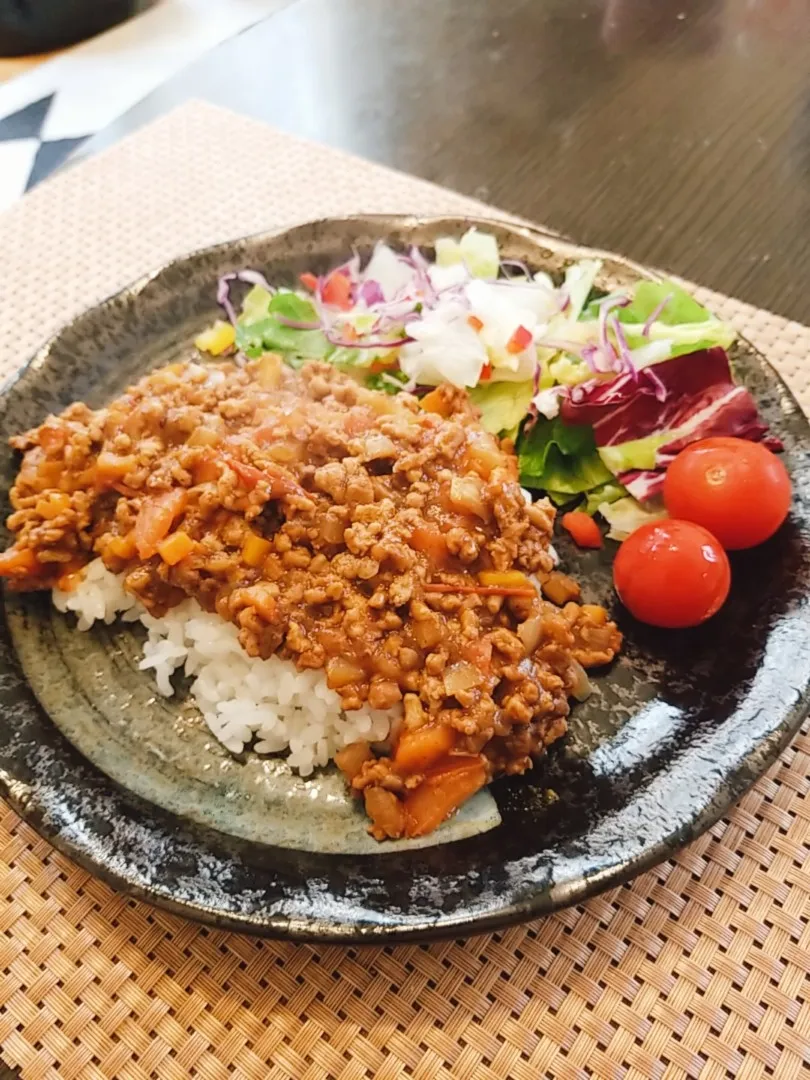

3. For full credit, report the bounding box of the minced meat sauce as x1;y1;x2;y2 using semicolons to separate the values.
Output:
0;355;621;839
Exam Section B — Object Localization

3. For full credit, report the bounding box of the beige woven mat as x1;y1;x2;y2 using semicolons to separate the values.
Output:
0;101;809;1080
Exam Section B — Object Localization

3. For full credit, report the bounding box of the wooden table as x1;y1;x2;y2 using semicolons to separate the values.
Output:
75;0;810;324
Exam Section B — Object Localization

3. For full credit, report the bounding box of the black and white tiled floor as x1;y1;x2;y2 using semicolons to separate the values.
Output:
0;0;287;211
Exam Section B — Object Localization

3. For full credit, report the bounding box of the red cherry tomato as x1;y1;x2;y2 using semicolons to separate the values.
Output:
663;437;791;550
613;519;731;628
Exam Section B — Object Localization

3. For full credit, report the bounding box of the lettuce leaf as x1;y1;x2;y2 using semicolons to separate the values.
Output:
518;417;612;494
241;285;274;325
581;280;734;360
365;370;410;394
468;380;533;435
619;280;711;326
236;292;330;361
598;496;667;541
584;480;627;515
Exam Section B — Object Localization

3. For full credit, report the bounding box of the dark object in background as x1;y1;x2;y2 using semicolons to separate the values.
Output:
0;0;152;57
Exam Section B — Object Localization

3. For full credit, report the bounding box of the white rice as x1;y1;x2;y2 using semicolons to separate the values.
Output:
53;559;394;776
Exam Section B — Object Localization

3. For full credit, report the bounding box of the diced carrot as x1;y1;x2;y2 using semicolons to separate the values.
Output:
134;489;188;560
404;756;488;837
368;354;397;374
394;724;456;775
409;526;451;569
420;387;450;417
299;272;319;292
0;547;39;578
321;270;352;309
560;511;603;549
506;324;533;354
157;531;196;566
242;532;272;567
35;492;70;519
106;533;137;560
467;314;484;331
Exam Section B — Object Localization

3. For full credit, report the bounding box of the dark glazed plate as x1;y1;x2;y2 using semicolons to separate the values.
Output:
0;215;809;942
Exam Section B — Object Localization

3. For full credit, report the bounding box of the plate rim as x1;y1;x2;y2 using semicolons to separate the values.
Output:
1;211;808;943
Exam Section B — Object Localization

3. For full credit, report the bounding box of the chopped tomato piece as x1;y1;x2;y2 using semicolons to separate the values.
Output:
134;489;188;560
299;272;319;292
404;756;488;837
321;270;352;309
467;314;484;331
394;724;456;775
224;456;304;500
226;456;265;489
460;636;493;671
480;362;493;381
0;547;40;578
560;511;603;549
409;526;451;569
157;531;196;565
506;325;533;354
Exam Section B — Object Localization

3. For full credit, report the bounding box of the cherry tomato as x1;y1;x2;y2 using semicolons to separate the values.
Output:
613;519;730;628
663;437;791;550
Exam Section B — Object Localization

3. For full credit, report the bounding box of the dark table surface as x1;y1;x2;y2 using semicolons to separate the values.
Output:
76;0;810;324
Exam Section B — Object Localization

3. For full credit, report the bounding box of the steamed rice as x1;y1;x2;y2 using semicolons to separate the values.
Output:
53;559;394;775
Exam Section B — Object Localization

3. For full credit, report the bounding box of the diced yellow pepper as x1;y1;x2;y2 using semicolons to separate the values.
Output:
242;532;273;567
194;320;236;357
157;531;196;566
478;569;531;589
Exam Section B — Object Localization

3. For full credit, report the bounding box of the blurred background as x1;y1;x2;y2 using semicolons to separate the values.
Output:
0;0;809;318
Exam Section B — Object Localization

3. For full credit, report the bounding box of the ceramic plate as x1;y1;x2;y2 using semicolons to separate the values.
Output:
1;215;808;942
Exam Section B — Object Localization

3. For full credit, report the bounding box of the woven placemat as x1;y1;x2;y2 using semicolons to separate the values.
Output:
0;101;809;1080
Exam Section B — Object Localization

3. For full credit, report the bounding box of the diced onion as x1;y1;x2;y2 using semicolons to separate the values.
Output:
444;662;482;696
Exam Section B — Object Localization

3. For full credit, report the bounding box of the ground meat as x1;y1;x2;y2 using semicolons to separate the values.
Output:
0;356;621;840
